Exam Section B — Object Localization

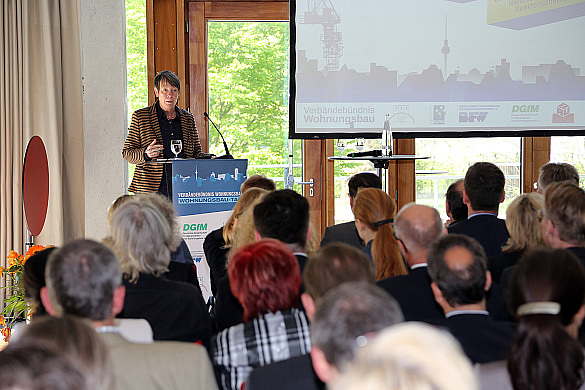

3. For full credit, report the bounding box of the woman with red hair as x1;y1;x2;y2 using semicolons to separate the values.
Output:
210;239;311;390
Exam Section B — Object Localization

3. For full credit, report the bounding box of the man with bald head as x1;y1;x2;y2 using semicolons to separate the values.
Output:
377;204;446;321
425;234;515;364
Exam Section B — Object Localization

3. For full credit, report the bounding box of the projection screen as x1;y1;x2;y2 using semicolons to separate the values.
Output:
290;0;585;139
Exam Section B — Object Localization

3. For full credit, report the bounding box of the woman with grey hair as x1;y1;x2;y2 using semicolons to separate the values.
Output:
107;197;213;344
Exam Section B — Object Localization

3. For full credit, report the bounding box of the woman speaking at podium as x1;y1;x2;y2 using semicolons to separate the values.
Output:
122;70;202;197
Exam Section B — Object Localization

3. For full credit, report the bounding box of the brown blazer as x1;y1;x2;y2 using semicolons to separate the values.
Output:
122;102;202;193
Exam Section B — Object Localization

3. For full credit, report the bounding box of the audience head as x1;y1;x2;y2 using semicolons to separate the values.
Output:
108;197;172;282
542;182;585;248
106;194;132;228
348;172;382;207
502;192;544;253
310;282;403;383
394;203;444;263
17;316;113;390
228;239;301;322
353;188;405;280
331;322;478;390
223;187;269;245
253;189;310;250
43;239;123;322
463;162;505;213
302;243;375;319
0;343;87;390
427;234;489;309
445;179;467;224
135;193;182;251
23;247;57;317
240;174;276;193
538;162;579;193
507;248;585;390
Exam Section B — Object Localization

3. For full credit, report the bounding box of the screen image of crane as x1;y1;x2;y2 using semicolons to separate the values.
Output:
290;0;585;139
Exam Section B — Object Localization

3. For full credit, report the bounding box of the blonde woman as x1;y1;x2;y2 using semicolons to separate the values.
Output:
353;188;406;280
489;192;544;284
204;188;268;294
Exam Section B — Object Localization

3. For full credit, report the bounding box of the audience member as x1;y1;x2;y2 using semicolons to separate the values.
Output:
211;240;311;390
40;239;218;390
320;172;382;249
309;282;403;384
0;343;88;390
240;174;276;193
107;198;213;343
213;189;311;330
204;187;268;294
426;234;516;364
537;162;580;193
445;179;467;227
16;316;113;390
245;243;375;390
331;322;479;390
378;203;509;322
21;244;151;344
448;162;510;257
377;203;445;321
541;182;585;264
353;187;406;279
23;246;57;318
477;249;585;390
489;192;544;284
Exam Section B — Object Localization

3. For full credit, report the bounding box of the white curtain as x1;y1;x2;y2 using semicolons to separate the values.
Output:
0;0;84;302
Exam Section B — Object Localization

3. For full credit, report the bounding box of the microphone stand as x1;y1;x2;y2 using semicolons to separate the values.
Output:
204;112;233;159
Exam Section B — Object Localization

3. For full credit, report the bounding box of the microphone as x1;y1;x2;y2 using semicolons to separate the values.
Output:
204;112;233;159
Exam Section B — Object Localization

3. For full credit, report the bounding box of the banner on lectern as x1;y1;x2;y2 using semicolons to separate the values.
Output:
172;159;248;301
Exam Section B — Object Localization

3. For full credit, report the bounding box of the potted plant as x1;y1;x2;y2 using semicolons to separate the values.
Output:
1;245;51;341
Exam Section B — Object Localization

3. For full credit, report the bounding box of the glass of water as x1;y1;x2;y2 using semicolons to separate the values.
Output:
171;139;182;159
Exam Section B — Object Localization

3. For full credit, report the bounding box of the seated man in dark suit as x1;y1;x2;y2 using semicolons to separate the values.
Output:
445;179;467;228
245;243;375;390
377;203;509;322
320;172;381;249
448;162;509;257
214;189;311;331
377;204;445;321
425;234;516;364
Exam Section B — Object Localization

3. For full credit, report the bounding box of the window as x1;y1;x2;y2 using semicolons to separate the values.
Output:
207;21;301;189
415;137;522;220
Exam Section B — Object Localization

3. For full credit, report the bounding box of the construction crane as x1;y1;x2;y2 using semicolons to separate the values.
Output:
301;0;343;71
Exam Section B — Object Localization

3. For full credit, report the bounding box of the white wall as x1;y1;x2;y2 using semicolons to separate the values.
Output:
80;0;127;240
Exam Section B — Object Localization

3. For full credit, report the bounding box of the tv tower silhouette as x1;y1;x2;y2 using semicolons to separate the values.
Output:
442;14;450;79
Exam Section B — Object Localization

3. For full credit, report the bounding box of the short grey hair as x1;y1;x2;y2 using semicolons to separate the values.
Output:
107;198;172;282
310;282;404;370
46;239;122;321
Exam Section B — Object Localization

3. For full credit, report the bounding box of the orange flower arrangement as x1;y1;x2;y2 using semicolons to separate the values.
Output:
1;245;52;341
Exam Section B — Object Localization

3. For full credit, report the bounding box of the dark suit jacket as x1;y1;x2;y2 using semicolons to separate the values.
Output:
488;250;523;285
213;254;309;332
203;226;229;295
425;313;516;364
377;266;444;321
119;273;213;345
122;102;202;193
245;354;324;390
448;214;510;257
377;265;511;322
320;221;363;249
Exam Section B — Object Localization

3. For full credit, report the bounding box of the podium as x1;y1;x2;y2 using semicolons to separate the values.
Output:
170;158;248;300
